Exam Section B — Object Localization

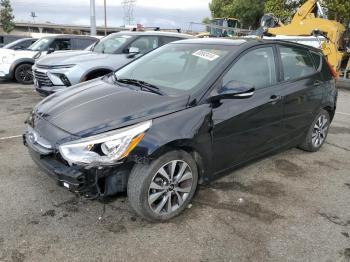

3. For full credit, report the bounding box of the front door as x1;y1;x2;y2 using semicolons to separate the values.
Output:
211;46;285;174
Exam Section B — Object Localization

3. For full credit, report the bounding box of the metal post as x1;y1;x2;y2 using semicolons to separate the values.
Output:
104;0;107;36
90;0;97;36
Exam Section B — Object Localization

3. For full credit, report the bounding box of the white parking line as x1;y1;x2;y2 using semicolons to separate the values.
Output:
336;112;350;117
0;135;22;141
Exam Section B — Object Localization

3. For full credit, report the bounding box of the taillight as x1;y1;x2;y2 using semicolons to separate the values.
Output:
326;61;338;79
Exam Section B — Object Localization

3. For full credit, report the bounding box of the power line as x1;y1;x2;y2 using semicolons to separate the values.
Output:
122;0;136;26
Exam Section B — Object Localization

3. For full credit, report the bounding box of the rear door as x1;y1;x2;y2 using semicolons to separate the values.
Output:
211;45;285;173
276;45;323;139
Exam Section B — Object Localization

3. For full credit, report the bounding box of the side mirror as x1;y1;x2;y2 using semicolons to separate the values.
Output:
128;47;140;54
127;47;140;58
47;47;55;54
210;80;255;101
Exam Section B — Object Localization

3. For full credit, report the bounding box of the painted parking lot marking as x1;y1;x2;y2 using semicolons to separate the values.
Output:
336;112;350;117
0;135;22;141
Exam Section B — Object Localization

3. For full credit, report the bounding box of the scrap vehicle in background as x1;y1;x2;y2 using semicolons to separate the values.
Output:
0;35;98;85
252;0;350;82
32;31;193;96
193;18;251;38
1;38;38;50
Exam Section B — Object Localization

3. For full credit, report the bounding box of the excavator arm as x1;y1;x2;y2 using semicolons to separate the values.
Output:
266;0;347;76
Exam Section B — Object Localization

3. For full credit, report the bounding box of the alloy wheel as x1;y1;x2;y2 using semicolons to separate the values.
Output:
19;65;33;83
148;160;193;215
312;114;329;147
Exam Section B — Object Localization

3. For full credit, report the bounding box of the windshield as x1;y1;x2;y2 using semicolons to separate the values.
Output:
28;38;50;51
115;43;232;95
93;35;131;54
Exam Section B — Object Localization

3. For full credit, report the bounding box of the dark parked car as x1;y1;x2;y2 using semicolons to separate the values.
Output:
1;38;38;50
0;35;25;47
23;38;337;221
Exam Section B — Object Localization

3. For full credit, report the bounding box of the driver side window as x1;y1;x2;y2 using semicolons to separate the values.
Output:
50;39;71;51
223;47;276;89
129;36;159;54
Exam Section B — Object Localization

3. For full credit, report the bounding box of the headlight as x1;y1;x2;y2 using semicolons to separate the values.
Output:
50;64;76;69
2;54;15;64
59;120;152;166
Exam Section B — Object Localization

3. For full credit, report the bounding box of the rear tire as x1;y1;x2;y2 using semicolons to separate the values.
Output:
298;109;330;152
14;63;34;84
127;150;198;222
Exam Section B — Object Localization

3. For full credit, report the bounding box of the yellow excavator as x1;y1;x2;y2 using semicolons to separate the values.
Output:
256;0;350;80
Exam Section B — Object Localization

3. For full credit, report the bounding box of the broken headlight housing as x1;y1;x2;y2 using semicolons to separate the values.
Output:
59;120;152;166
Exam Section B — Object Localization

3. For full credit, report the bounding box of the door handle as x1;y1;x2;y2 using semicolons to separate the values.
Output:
269;95;282;104
314;81;321;86
270;95;282;101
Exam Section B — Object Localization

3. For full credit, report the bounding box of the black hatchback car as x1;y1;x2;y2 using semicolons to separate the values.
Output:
24;39;337;221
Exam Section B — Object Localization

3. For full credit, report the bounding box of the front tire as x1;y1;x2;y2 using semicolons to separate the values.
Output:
298;109;330;152
127;150;198;222
14;63;34;84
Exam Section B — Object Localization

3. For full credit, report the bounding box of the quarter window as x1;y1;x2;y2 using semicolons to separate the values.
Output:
223;47;276;89
280;47;316;81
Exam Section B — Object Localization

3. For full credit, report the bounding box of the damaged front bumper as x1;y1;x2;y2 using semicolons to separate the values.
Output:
23;132;131;198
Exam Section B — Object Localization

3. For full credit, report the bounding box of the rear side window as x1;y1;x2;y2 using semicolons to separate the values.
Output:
72;38;97;50
223;47;276;89
280;47;316;81
161;36;181;45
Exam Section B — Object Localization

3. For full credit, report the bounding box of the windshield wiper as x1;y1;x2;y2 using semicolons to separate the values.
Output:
116;78;164;95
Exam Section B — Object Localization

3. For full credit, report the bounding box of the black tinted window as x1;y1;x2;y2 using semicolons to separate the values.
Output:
280;47;316;81
51;39;71;50
161;36;181;45
73;38;97;49
223;47;276;89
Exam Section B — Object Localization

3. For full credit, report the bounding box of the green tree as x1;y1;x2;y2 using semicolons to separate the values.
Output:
208;0;263;28
0;0;15;34
324;0;350;26
208;0;233;18
229;0;263;28
264;0;293;23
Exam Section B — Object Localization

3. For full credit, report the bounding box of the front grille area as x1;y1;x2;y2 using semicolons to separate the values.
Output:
34;70;53;86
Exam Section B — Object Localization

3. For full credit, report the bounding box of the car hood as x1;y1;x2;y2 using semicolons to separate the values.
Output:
36;50;114;65
35;78;189;137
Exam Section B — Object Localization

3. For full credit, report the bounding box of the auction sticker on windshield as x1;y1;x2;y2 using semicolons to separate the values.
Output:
192;50;220;61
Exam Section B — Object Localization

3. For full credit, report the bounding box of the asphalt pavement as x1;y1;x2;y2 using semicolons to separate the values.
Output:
0;80;349;262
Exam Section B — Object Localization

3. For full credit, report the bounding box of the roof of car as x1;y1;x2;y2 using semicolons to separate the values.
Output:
113;31;194;39
173;38;248;46
43;35;98;40
171;37;322;52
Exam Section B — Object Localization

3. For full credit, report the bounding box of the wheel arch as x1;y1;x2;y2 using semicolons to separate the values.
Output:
146;139;207;184
9;58;35;79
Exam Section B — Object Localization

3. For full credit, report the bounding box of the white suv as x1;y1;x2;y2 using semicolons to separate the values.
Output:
0;35;97;84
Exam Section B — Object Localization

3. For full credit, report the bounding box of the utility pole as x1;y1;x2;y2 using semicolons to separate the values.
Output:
90;0;96;36
104;0;107;36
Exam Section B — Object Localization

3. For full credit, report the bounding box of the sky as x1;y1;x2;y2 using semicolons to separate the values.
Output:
10;0;211;30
